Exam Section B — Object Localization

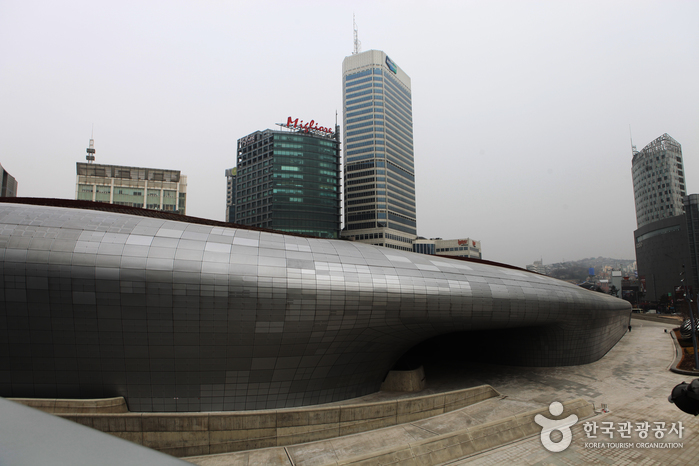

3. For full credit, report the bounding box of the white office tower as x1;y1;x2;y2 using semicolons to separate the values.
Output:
341;50;417;251
631;133;687;228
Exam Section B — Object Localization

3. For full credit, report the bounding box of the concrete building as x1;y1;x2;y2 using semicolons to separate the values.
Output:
233;123;341;239
0;199;631;413
413;237;482;259
76;162;187;214
341;50;417;251
0;163;17;197
684;194;699;295
633;214;692;302
225;167;236;223
75;137;187;214
631;134;692;302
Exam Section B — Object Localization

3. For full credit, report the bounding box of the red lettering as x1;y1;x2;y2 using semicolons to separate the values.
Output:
283;117;334;136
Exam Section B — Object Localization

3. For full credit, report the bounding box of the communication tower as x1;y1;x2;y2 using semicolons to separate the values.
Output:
629;125;638;156
353;14;361;55
86;131;95;163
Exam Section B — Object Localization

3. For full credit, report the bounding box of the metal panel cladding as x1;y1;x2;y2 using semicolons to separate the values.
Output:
0;202;630;412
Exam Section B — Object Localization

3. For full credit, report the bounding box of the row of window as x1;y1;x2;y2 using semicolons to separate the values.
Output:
389;221;417;235
384;97;413;133
347;113;383;125
347;120;384;133
383;70;411;103
385;232;413;244
346;197;375;206
346;190;376;200
436;247;477;253
388;212;416;228
345;221;377;230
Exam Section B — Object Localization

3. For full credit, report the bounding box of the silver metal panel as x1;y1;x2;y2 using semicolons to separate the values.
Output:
0;203;630;412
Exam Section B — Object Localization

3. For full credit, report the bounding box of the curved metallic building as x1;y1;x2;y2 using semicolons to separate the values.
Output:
0;201;631;412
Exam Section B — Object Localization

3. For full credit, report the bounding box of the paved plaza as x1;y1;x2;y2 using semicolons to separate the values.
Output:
186;317;699;465
443;317;698;465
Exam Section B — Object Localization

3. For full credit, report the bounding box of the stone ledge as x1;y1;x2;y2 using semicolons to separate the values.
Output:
669;328;699;375
8;397;128;414
10;385;499;457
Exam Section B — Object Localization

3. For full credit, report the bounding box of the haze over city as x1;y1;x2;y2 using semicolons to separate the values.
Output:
1;0;697;268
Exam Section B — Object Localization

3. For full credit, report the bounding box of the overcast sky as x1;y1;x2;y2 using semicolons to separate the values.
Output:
1;1;697;268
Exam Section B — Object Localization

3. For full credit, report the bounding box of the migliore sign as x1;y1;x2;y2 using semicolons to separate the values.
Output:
279;117;334;137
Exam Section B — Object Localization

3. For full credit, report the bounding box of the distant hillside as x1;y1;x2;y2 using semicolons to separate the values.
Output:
546;257;634;282
549;257;635;270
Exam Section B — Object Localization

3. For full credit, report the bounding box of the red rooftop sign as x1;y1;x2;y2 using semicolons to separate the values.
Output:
458;240;477;247
280;117;334;137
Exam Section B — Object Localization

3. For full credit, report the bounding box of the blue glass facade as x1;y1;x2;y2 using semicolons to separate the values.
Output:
235;129;341;239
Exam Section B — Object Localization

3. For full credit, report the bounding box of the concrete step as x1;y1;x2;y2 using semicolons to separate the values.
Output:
184;398;594;466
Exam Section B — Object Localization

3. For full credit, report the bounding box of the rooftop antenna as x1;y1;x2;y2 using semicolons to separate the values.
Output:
86;125;96;163
353;14;361;55
629;125;638;156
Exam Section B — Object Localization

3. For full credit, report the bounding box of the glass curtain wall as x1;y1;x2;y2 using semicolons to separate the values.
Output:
342;51;417;250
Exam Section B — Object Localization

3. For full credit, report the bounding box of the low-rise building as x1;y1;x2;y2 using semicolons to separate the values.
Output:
76;162;187;214
413;237;482;259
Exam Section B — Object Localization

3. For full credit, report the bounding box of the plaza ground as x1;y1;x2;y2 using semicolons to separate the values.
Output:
186;317;699;465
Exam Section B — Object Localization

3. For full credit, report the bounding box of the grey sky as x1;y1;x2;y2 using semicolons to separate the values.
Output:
1;1;697;268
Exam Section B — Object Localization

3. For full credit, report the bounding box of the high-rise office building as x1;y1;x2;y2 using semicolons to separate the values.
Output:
234;122;341;238
225;167;237;223
341;50;417;251
632;133;686;229
0;163;17;197
631;133;691;301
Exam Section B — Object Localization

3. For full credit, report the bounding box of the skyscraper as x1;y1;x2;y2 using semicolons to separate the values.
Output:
341;50;417;251
631;133;686;228
233;123;341;238
631;133;692;301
